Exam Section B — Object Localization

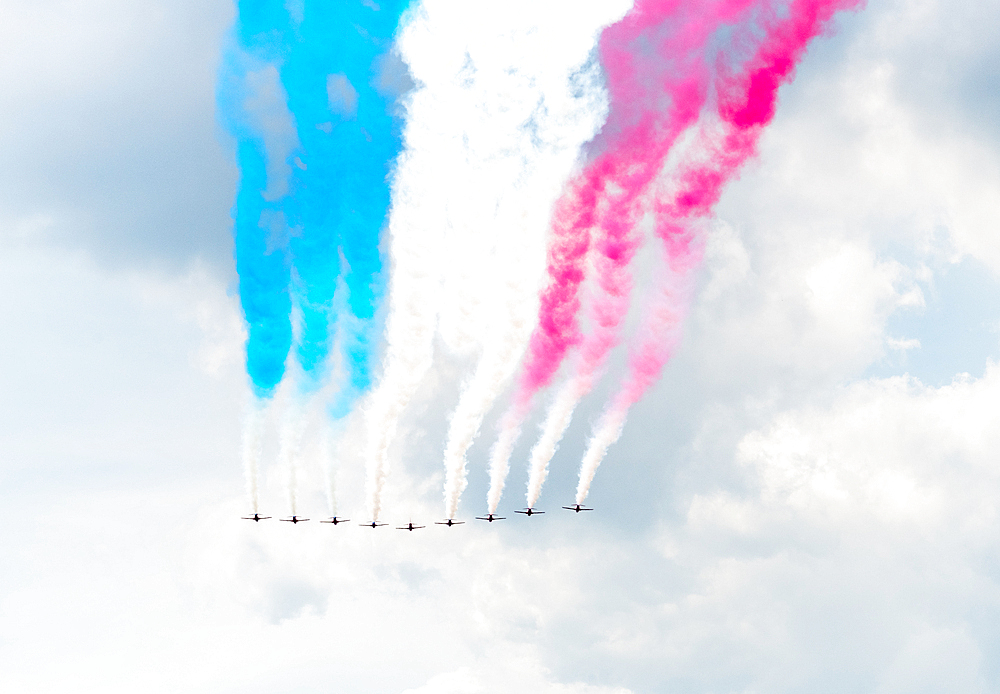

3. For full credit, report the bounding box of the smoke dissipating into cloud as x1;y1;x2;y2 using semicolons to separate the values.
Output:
220;0;865;520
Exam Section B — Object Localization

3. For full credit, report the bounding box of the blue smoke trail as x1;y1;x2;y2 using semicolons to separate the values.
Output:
278;0;413;416
218;2;297;400
219;1;412;408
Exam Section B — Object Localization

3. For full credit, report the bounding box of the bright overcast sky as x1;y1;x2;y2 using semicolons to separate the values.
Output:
2;0;1000;692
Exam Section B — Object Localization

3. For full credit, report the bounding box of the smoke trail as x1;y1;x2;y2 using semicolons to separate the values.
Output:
523;377;582;508
320;424;341;517
438;19;621;519
523;179;646;508
574;0;867;503
363;172;440;522
523;213;645;508
241;403;266;513
277;400;309;516
218;5;298;400
275;2;412;409
222;3;413;518
576;226;701;504
488;0;761;512
443;243;541;519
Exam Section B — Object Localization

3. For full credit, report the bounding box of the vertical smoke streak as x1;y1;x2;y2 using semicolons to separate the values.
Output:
320;424;341;516
219;3;297;401
443;236;540;519
363;179;440;522
485;408;524;513
220;3;299;512
574;0;867;503
523;376;583;508
277;401;309;516
489;0;761;512
242;403;265;513
276;1;413;410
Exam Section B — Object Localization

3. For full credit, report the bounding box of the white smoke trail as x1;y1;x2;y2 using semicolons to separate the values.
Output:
443;251;538;519
435;0;631;519
574;402;629;505
241;401;266;513
362;76;444;521
524;375;589;508
363;0;632;520
277;400;308;516
320;425;339;517
486;405;528;514
362;213;439;520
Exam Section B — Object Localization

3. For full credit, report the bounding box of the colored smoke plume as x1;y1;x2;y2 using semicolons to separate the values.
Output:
575;0;867;503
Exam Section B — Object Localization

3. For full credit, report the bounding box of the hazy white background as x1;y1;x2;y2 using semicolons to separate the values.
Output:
1;0;999;691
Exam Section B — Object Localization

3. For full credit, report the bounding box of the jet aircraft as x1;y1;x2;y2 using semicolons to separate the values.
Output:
280;515;309;524
397;522;425;531
360;521;388;528
475;513;505;522
321;516;350;525
515;508;544;516
562;504;593;513
435;519;465;527
242;513;271;522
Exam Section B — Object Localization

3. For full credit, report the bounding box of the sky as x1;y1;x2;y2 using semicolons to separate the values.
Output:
1;0;1000;692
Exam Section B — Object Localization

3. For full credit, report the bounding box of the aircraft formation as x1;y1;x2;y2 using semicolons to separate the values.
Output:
244;506;592;529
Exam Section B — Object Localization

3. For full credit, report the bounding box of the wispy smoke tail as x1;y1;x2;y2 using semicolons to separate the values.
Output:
575;234;699;504
486;403;531;514
278;401;309;516
525;376;585;508
321;424;342;517
242;403;266;513
362;126;444;522
443;274;535;519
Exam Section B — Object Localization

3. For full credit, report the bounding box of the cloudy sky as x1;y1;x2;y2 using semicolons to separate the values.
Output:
2;0;1000;691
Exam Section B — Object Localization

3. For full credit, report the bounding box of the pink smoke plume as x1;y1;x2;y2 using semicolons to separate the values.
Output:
518;0;764;401
487;0;763;513
575;0;867;504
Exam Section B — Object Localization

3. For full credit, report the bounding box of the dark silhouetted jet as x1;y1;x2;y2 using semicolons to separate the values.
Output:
515;508;544;517
242;513;271;522
397;522;425;531
280;516;309;524
321;516;350;525
360;521;388;528
435;519;465;527
475;513;505;522
562;504;593;513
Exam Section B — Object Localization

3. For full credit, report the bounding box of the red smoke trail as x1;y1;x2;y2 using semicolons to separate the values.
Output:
575;0;867;503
